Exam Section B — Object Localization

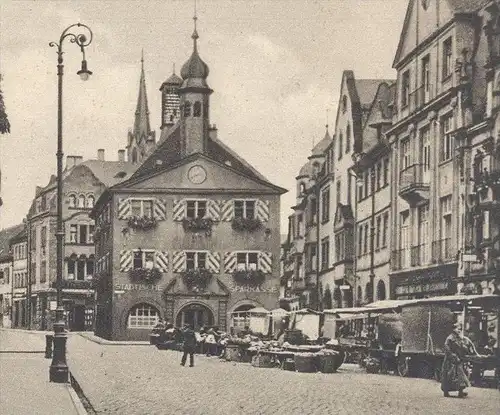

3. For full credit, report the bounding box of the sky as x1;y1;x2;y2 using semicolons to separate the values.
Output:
0;0;407;232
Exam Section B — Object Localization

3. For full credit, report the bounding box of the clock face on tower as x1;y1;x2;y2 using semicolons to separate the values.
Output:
188;165;207;184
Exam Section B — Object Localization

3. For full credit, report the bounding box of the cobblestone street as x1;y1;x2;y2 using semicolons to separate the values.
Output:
66;334;500;415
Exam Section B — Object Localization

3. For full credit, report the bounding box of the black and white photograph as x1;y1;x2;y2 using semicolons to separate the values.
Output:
0;0;499;414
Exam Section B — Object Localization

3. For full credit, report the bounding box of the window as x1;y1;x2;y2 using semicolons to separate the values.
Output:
67;260;76;279
186;200;207;219
40;260;47;283
440;195;452;241
128;303;159;329
345;124;351;153
376;161;382;190
421;54;430;94
131;199;153;218
401;138;411;170
442;37;452;79
87;260;94;277
86;195;95;208
187;251;207;270
382;213;389;247
308;198;317;225
338;132;343;159
236;252;258;271
335;233;344;262
78;195;86;208
363;224;369;254
401;70;410;107
234;200;255;219
193;101;202;117
79;225;88;244
383;157;389;186
441;113;454;161
69;225;77;243
321;187;330;223
364;171;369;197
308;244;317;271
376;216;382;249
358;179;364;202
342;95;348;112
133;250;155;269
358;225;363;257
88;225;95;244
77;260;85;280
321;237;329;270
296;214;303;238
41;195;47;211
40;226;47;256
336;180;341;204
68;195;77;208
183;101;191;117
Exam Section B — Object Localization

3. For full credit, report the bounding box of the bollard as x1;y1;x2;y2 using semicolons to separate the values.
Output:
45;334;53;359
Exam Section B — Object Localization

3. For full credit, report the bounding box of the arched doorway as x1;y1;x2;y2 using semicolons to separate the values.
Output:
377;280;387;301
176;303;214;330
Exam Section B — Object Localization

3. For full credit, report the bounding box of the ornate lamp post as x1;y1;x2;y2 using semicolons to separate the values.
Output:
48;23;93;383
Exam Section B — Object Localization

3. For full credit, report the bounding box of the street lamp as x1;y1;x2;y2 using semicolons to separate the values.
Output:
48;23;93;383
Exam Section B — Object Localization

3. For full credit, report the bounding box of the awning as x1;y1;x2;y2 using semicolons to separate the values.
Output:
247;307;270;315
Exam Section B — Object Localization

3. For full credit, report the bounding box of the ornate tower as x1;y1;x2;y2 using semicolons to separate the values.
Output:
127;52;156;165
179;13;213;157
160;65;182;130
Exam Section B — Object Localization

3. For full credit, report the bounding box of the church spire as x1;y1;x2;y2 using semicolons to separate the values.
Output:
134;49;152;139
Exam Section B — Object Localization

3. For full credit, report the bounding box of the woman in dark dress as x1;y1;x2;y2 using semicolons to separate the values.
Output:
441;323;471;398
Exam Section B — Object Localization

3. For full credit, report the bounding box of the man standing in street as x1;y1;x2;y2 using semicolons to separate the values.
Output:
180;324;197;367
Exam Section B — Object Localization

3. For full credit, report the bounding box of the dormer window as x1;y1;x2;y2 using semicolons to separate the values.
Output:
193;101;201;117
184;101;191;117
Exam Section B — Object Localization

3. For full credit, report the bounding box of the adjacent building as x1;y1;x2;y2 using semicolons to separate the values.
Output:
9;226;28;327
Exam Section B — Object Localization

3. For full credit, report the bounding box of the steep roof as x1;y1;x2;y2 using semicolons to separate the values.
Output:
81;160;138;188
310;127;332;157
0;223;24;262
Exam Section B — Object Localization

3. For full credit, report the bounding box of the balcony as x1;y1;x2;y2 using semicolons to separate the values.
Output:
408;84;433;114
411;244;429;267
431;238;455;264
391;248;411;270
399;164;430;205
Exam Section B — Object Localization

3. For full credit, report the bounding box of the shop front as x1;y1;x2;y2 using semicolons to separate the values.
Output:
390;264;458;300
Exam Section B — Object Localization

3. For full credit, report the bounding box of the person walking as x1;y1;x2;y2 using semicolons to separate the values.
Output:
441;322;471;398
180;324;197;367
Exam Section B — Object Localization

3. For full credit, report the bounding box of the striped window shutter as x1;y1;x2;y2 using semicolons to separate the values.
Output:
118;198;131;220
207;200;221;221
220;200;234;221
224;252;237;273
258;251;272;274
206;252;220;274
173;200;186;221
153;199;167;220
256;200;270;222
155;251;169;272
119;250;133;272
172;251;186;273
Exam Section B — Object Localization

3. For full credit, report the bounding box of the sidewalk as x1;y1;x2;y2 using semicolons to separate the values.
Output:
78;331;149;346
0;329;85;415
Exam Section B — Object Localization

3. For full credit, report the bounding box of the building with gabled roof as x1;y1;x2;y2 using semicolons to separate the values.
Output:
91;15;287;340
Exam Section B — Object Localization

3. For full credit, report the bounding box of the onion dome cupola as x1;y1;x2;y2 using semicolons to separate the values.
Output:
160;65;183;129
179;13;213;158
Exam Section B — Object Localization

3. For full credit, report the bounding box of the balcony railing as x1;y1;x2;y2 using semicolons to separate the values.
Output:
391;248;411;270
411;244;428;267
408;84;433;114
399;164;430;204
431;238;455;264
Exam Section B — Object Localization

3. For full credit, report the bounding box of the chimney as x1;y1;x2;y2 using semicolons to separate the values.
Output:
74;156;83;166
97;149;105;161
118;149;125;162
209;124;218;141
66;155;75;169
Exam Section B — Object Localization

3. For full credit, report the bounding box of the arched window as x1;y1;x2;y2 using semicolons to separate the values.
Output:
127;303;160;329
86;195;95;209
183;101;191;117
193;101;202;117
68;195;77;208
377;280;386;301
78;195;86;208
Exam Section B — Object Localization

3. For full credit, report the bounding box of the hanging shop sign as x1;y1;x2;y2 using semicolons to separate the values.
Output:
114;283;161;292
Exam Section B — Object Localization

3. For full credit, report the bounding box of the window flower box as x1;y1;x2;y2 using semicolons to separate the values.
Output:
181;268;212;291
127;215;157;231
231;217;262;232
182;218;213;234
129;267;162;284
232;269;266;286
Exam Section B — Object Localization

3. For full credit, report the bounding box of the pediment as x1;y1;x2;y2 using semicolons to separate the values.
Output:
121;155;284;194
163;276;230;298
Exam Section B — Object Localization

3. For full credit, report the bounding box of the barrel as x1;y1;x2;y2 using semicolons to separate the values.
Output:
294;353;316;373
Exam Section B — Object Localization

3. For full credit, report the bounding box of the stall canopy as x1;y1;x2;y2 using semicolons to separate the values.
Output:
270;308;289;315
247;307;270;315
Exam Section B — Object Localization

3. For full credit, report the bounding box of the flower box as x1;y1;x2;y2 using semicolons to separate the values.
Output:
127;215;157;231
231;217;262;232
181;268;212;291
232;269;266;286
129;267;162;284
182;218;213;234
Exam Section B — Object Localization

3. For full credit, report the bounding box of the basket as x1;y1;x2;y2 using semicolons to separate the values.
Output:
251;354;274;368
294;354;317;373
225;344;241;362
318;353;338;373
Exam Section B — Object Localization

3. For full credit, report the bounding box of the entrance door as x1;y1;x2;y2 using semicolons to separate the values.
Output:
71;305;86;331
176;304;214;331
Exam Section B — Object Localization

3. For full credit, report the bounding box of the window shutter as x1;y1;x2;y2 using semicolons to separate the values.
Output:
173;200;186;221
258;251;272;274
119;250;133;272
207;200;221;221
153;199;167;220
207;252;220;274
256;200;270;222
221;200;234;221
155;251;169;272
224;251;236;273
172;251;186;272
117;198;131;220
